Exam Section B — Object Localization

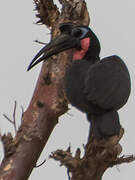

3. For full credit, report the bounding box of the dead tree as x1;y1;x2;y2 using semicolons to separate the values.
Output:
0;0;134;180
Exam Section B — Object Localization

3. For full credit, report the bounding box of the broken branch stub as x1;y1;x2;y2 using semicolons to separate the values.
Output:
50;128;135;180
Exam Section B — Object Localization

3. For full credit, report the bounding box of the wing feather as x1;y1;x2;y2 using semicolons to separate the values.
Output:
84;55;131;110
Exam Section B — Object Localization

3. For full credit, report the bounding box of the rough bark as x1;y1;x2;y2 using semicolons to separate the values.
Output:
51;128;135;180
0;0;89;180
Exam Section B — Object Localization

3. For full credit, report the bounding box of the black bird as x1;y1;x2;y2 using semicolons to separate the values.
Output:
27;23;131;139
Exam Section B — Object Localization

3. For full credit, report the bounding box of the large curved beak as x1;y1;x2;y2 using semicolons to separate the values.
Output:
27;33;80;71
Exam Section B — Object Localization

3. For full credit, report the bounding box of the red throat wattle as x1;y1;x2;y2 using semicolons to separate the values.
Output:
72;37;90;61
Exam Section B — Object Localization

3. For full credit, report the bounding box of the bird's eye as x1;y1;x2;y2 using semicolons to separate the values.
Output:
71;28;82;38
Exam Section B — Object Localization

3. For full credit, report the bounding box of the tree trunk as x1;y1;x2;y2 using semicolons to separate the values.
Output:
0;0;90;179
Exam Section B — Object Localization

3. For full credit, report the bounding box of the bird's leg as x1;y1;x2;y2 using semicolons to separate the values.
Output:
87;114;102;140
87;111;121;141
87;121;93;141
99;110;121;136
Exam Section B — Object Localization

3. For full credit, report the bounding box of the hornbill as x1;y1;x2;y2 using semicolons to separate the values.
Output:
27;23;131;139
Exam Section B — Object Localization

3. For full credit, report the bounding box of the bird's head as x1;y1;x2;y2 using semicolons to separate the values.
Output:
27;23;100;71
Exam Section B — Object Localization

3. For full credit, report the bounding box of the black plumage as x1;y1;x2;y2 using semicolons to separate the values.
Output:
27;23;131;139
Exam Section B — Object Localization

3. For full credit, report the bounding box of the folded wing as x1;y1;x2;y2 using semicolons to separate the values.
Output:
84;55;131;110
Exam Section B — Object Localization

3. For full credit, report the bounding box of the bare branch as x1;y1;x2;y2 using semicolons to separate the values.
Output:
3;114;13;125
34;0;60;26
34;40;47;45
114;155;135;165
67;112;74;117
13;101;17;133
3;101;18;134
20;105;24;124
35;158;47;168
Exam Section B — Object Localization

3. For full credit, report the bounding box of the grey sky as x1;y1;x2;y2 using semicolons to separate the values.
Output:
0;0;135;179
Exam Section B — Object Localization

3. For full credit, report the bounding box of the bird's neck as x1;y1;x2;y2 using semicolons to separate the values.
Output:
85;54;100;64
72;51;100;64
72;38;90;61
72;37;100;64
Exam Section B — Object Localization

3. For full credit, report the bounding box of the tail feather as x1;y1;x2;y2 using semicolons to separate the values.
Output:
87;111;121;139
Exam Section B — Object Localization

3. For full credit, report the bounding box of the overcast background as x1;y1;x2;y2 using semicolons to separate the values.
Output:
0;0;135;179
